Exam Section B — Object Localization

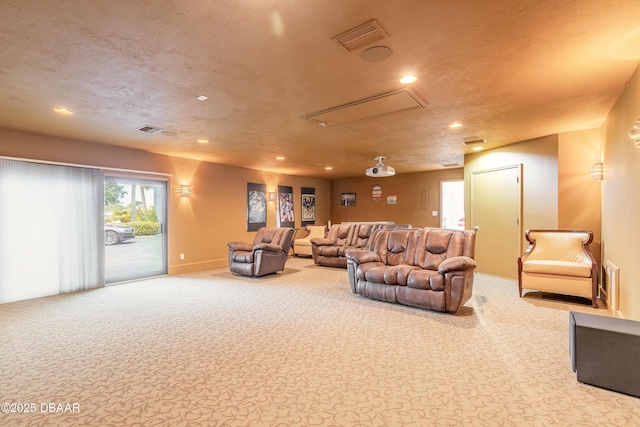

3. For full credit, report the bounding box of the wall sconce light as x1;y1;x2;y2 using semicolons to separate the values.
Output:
268;192;276;201
180;185;191;197
589;162;604;181
629;119;640;148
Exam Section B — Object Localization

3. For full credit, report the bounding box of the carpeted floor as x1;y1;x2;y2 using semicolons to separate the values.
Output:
1;257;639;426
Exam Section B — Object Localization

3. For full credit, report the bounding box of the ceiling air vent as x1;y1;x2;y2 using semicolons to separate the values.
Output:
463;137;486;146
332;19;389;53
441;163;461;168
137;125;162;134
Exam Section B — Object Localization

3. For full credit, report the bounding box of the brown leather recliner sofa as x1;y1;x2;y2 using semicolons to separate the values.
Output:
227;227;295;277
310;222;401;268
345;227;477;313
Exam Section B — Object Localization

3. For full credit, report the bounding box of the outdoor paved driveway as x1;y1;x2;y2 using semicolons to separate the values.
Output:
105;235;164;283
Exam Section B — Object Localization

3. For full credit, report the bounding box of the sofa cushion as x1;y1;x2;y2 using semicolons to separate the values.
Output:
522;260;591;278
426;230;451;254
350;224;379;248
339;246;351;257
407;269;444;291
316;245;341;257
336;224;351;244
364;264;419;286
356;261;384;281
526;231;592;264
232;251;254;263
387;232;410;265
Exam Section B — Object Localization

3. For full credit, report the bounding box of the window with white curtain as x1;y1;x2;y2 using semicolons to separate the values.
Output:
0;159;105;303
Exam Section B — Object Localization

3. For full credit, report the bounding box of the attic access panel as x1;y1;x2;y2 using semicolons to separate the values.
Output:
305;88;428;128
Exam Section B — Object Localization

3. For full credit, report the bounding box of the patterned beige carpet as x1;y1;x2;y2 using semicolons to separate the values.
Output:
1;257;639;426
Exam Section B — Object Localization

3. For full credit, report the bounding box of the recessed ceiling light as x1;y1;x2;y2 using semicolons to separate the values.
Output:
196;95;208;101
197;139;208;143
449;122;462;128
54;107;73;115
276;156;285;160
325;166;333;170
400;75;417;84
472;146;484;151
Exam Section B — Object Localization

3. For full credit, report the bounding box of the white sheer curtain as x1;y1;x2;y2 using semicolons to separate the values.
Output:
0;159;105;303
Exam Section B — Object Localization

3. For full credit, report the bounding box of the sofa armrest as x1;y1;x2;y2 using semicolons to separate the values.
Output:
345;249;381;264
310;237;333;246
228;241;253;251
438;256;477;274
253;243;285;253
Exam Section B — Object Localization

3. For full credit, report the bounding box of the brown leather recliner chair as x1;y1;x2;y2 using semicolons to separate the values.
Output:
228;227;295;277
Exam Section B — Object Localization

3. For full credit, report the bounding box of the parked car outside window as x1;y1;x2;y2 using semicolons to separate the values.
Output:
104;224;135;245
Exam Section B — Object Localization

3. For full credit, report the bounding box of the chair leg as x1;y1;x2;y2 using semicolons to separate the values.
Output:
517;260;523;297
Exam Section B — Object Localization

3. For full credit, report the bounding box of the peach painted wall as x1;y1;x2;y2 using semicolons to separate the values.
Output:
330;168;464;228
0;128;331;275
557;129;602;268
169;158;331;274
465;134;559;247
464;132;603;268
602;64;640;320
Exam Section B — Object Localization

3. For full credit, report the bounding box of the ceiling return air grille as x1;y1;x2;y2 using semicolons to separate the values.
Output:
137;125;162;134
332;19;389;53
305;88;428;128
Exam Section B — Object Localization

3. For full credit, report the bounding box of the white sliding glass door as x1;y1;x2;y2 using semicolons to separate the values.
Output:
104;177;167;283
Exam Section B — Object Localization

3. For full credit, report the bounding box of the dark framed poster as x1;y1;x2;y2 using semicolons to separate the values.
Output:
341;192;356;206
247;182;266;231
301;187;315;227
278;185;294;228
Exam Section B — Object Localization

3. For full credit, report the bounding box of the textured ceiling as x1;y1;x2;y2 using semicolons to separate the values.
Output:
1;0;640;178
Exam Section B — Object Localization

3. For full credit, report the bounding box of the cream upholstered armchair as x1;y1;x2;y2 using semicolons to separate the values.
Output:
228;227;295;277
517;230;598;307
293;225;326;257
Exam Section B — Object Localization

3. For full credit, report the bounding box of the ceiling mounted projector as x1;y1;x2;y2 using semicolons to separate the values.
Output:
366;156;396;177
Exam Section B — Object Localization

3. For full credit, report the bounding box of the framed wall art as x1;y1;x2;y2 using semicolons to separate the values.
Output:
301;187;315;226
372;184;382;202
247;182;266;231
278;185;294;228
341;192;356;207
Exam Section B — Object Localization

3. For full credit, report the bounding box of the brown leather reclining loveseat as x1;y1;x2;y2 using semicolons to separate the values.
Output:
345;227;477;313
310;222;397;268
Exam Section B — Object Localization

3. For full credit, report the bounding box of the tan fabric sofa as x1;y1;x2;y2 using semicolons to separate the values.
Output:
293;225;326;257
227;227;295;277
310;222;397;268
345;227;477;313
518;229;598;307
